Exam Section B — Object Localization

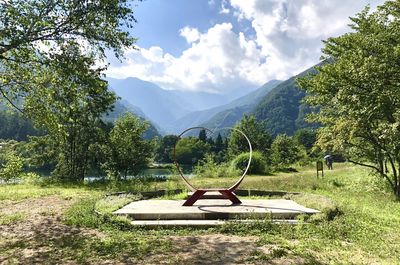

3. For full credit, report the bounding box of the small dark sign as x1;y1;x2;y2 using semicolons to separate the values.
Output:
317;161;324;177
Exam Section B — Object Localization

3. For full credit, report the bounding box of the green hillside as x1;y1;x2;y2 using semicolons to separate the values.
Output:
0;100;159;141
103;100;160;139
253;64;320;136
198;80;281;131
0;111;40;141
200;65;319;136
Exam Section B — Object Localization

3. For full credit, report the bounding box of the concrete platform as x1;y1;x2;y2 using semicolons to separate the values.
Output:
130;219;301;228
114;199;319;220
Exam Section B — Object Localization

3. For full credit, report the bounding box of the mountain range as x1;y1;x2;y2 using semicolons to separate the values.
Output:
1;62;321;141
109;62;320;136
107;77;249;130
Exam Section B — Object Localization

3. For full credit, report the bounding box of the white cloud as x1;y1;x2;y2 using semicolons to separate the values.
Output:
107;23;269;93
179;26;200;43
229;0;385;78
219;0;230;14
107;0;386;93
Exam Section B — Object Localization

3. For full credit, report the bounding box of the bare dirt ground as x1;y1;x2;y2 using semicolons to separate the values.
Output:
0;196;305;265
0;196;103;264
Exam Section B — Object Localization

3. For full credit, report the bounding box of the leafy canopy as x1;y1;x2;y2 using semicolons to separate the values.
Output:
0;0;138;111
228;115;272;158
104;113;155;179
299;1;400;198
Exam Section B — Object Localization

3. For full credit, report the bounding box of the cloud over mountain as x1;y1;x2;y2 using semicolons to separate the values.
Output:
106;0;384;93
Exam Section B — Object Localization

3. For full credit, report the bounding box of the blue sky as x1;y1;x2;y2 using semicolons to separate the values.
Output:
106;0;385;94
131;0;251;57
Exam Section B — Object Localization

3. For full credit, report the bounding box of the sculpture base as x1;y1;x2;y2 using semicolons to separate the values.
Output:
183;189;241;206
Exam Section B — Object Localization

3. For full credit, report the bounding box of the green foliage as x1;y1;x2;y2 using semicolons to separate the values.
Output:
21;172;41;185
193;154;240;178
24;135;57;171
231;151;268;175
174;137;210;165
228;115;272;158
212;133;228;163
0;0;140;181
0;151;23;182
293;128;316;151
253;68;319;136
0;212;26;225
0;110;40;141
155;135;179;163
29;45;117;181
198;129;207;142
298;1;400;198
0;0;137;111
270;134;303;169
103;113;155;180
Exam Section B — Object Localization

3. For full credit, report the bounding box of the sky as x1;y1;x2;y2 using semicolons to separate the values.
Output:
106;0;385;94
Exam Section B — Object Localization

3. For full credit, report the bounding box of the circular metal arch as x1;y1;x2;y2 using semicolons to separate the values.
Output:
172;126;252;192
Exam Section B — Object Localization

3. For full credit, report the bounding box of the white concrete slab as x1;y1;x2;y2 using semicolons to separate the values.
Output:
130;219;301;228
114;199;319;220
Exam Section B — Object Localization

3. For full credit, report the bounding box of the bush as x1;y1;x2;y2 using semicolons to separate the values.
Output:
0;151;24;182
22;172;41;184
193;154;240;178
231;151;268;175
270;134;303;169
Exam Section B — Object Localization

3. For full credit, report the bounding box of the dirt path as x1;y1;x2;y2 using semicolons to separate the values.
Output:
0;196;103;264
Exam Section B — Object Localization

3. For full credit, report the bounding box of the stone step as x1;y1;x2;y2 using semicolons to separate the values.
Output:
114;199;319;220
130;219;301;228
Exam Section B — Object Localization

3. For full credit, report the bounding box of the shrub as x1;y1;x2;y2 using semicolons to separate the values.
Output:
194;154;240;178
22;172;41;184
231;151;268;175
270;134;303;169
0;152;24;182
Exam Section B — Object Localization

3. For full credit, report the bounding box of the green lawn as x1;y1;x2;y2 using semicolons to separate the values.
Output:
1;163;399;264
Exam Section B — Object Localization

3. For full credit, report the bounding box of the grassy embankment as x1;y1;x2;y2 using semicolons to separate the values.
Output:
0;163;399;264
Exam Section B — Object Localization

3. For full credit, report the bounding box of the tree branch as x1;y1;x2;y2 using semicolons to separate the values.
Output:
348;159;395;189
0;87;24;114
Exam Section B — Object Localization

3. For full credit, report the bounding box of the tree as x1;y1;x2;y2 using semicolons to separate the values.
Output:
155;135;179;163
0;141;24;183
0;0;138;113
293;129;317;151
174;137;210;165
0;110;40;141
214;133;224;153
298;1;400;198
270;134;302;168
228;115;272;158
24;45;117;181
198;129;207;142
104;113;155;180
0;0;140;180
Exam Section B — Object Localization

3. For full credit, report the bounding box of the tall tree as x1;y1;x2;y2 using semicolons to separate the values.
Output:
174;137;210;165
228;115;272;158
299;1;400;199
198;129;207;142
155;135;179;163
104;113;155;180
270;134;302;169
0;0;138;111
27;45;117;181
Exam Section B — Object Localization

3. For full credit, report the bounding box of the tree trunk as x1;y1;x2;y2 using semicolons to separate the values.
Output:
396;185;400;201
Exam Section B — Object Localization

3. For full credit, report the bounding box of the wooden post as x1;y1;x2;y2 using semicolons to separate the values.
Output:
316;161;324;178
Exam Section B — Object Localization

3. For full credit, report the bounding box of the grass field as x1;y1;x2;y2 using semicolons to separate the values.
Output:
1;163;399;264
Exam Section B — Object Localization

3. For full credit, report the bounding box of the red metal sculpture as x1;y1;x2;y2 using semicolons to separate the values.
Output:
173;127;252;206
